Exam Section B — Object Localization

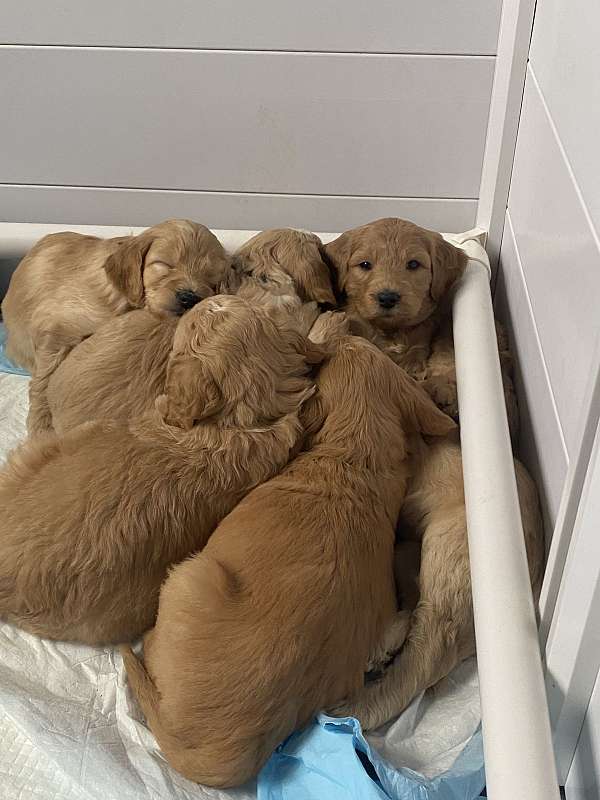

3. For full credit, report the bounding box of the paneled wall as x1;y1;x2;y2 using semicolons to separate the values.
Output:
495;0;600;533
0;1;500;231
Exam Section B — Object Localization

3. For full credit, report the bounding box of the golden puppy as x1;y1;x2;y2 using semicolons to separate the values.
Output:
0;295;317;645
1;219;230;433
232;228;337;308
325;216;518;437
324;218;544;729
47;228;331;435
121;336;455;788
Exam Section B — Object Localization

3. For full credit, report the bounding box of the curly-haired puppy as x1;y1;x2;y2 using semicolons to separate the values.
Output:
47;229;331;435
231;228;336;309
325;216;518;436
1;219;230;433
120;336;455;788
0;295;317;645
324;218;544;729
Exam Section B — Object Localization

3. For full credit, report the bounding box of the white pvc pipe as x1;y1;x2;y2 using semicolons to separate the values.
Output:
453;244;560;800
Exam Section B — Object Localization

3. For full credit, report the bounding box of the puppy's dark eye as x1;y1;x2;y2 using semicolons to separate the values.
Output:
407;260;420;270
259;274;268;284
358;261;372;271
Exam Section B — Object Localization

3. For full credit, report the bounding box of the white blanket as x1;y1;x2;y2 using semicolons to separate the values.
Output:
0;373;481;800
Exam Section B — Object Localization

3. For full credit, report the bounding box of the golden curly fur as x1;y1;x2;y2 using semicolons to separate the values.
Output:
1;219;231;434
47;228;333;435
0;295;317;645
232;228;336;308
120;335;456;788
325;217;518;437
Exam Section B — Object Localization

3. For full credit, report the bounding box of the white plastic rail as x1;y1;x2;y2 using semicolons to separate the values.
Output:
453;235;560;800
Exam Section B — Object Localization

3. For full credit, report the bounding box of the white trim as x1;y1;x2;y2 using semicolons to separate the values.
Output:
545;421;600;783
476;0;537;268
453;241;560;800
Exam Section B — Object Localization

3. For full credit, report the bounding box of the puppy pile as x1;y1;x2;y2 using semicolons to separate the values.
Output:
0;218;544;789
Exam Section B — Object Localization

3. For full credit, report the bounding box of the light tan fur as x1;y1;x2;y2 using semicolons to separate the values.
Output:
47;228;331;435
325;218;544;729
0;295;317;645
231;228;336;308
120;336;455;788
1;219;230;433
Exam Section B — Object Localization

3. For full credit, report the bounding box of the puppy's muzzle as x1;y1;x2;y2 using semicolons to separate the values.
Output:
376;290;400;310
176;290;202;313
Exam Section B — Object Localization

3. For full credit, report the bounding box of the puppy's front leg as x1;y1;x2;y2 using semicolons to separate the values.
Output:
366;610;411;674
421;322;459;420
27;329;78;434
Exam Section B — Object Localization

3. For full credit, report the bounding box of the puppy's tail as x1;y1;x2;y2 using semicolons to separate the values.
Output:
120;645;165;736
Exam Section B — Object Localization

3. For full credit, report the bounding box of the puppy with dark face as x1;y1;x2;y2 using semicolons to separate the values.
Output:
2;219;231;434
0;295;317;646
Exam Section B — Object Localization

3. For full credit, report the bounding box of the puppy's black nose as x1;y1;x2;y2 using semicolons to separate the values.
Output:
176;290;201;312
377;290;400;309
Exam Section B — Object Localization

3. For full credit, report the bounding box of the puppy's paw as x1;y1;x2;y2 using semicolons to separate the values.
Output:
422;375;459;420
326;694;380;731
366;610;411;673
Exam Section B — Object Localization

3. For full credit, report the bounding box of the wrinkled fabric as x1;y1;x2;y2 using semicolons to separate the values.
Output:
0;323;30;376
258;661;485;800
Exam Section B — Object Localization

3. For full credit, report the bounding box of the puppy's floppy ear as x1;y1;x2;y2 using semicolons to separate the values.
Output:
156;356;223;429
394;365;457;436
429;236;468;303
104;231;154;307
323;232;353;293
290;238;337;307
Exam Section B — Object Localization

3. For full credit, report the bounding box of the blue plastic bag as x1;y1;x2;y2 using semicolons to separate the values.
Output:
258;714;485;800
0;324;29;376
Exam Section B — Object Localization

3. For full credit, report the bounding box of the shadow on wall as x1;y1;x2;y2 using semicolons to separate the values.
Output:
493;266;552;554
0;259;19;306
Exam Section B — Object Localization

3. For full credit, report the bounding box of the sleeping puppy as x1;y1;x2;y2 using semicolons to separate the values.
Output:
120;336;455;788
324;218;544;729
1;219;230;433
325;216;518;438
0;295;317;645
47;228;334;435
231;228;337;309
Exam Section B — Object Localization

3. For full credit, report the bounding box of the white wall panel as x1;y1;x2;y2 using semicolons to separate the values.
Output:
495;213;568;530
545;421;600;784
2;0;502;55
565;667;600;799
0;185;477;233
507;71;600;457
0;48;494;200
530;0;600;236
